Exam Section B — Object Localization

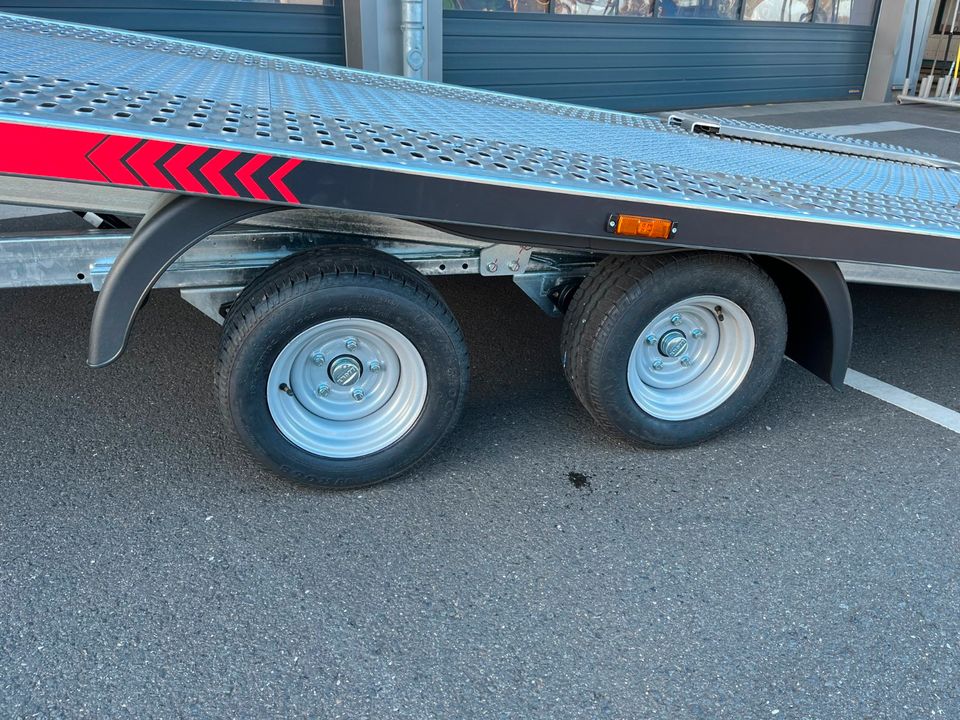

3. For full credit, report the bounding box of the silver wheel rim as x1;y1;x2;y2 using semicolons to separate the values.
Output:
267;318;428;459
627;295;755;421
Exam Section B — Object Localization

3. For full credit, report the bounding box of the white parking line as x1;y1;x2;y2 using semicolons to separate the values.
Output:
845;369;960;434
810;121;960;137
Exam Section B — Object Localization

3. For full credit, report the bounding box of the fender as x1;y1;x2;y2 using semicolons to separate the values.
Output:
88;195;273;367
753;255;852;389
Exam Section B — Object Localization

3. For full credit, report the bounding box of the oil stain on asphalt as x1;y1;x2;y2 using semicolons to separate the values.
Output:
568;471;592;491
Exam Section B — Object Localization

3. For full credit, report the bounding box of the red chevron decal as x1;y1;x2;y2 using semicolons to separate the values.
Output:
88;135;144;186
126;139;178;190
0;121;304;205
200;149;242;197
235;153;271;200
163;144;208;194
269;159;301;204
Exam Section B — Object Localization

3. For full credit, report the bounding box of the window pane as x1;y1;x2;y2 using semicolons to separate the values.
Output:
553;0;654;14
656;0;739;18
813;0;874;23
742;0;813;21
443;0;548;11
618;0;656;13
936;0;959;32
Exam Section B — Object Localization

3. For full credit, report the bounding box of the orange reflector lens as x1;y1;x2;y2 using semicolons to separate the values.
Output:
608;214;675;239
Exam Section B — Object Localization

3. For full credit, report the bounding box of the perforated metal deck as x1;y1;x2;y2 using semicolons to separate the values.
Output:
0;12;959;270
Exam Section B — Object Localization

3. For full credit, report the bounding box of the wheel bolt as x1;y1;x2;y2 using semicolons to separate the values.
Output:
344;337;358;351
680;355;691;367
352;387;365;401
369;359;382;373
691;328;704;339
645;334;657;345
311;351;325;366
652;359;664;370
670;313;682;326
316;383;330;397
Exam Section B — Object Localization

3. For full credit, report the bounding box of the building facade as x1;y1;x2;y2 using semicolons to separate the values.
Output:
0;0;910;112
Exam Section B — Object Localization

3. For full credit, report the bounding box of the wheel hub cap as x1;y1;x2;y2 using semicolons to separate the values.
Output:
329;356;362;386
627;295;755;421
266;318;428;459
658;330;688;358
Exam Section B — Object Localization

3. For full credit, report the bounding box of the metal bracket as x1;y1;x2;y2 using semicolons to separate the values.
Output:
479;244;533;276
179;287;244;324
512;269;589;318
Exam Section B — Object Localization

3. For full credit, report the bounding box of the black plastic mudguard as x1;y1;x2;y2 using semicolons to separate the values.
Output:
87;195;272;367
755;255;852;389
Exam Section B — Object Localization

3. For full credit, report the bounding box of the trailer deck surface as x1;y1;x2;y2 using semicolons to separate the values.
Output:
0;13;959;266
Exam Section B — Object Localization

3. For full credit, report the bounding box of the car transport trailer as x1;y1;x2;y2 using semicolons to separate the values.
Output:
0;14;959;488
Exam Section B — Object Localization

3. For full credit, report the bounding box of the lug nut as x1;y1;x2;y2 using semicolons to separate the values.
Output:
344;337;358;351
645;334;657;345
670;313;682;326
652;359;664;370
369;359;382;373
316;383;330;397
352;387;365;401
311;351;326;366
680;355;691;367
691;328;704;339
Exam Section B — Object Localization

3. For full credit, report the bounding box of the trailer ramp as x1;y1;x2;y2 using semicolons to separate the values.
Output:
0;13;958;271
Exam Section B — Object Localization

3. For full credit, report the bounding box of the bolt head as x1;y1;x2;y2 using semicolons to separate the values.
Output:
316;383;330;397
680;355;691;367
652;359;664;370
645;334;657;345
486;261;498;273
691;328;704;339
351;387;365;401
344;337;358;351
311;351;326;366
369;359;382;373
670;313;682;326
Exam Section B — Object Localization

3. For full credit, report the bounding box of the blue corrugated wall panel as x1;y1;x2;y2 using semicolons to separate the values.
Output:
443;11;874;111
0;1;345;65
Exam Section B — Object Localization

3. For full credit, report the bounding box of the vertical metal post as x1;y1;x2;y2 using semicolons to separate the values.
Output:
904;0;922;94
401;0;425;79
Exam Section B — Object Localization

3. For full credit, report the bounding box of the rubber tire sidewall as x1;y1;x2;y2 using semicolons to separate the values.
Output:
588;258;786;447
223;283;466;488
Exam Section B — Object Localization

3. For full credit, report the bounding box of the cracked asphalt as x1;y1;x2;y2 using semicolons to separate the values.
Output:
2;102;960;719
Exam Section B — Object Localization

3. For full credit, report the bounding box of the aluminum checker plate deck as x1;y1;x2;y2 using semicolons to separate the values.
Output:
0;13;959;271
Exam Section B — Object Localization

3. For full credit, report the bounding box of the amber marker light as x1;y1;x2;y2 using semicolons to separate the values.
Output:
606;214;677;239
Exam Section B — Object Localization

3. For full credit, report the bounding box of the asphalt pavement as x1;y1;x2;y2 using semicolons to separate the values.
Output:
2;102;960;719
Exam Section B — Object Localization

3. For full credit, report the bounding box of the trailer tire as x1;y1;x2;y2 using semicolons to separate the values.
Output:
561;252;786;447
215;246;469;489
